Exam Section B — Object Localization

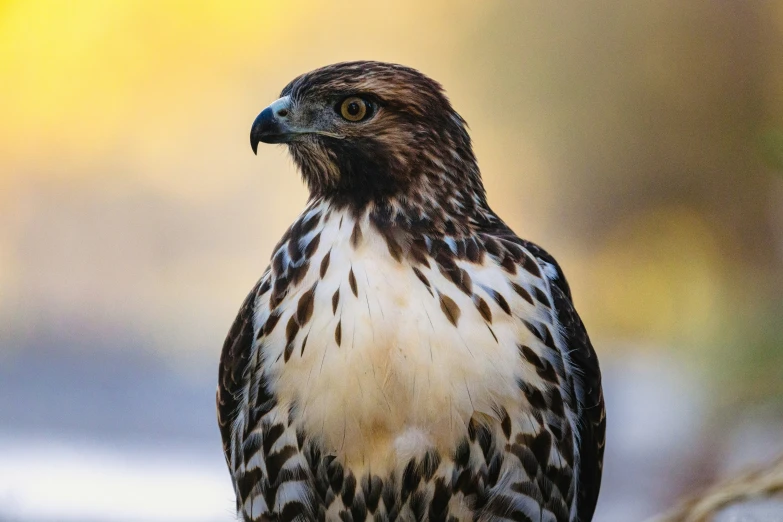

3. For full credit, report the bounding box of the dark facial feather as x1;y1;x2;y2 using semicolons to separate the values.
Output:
279;61;488;223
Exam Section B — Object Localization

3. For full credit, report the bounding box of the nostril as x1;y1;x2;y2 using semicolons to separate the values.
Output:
276;109;289;118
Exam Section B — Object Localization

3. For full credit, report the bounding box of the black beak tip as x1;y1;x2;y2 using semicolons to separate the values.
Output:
250;107;281;154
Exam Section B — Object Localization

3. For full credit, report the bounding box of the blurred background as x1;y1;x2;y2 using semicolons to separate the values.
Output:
1;1;782;521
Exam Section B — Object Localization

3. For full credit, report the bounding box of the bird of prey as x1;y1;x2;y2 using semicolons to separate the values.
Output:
217;61;605;522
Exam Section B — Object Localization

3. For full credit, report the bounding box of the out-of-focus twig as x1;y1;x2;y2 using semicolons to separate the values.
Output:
650;455;783;522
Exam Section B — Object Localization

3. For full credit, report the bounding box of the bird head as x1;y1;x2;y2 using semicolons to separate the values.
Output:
250;61;487;215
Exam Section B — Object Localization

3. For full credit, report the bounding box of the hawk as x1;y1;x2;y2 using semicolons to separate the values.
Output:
217;61;605;522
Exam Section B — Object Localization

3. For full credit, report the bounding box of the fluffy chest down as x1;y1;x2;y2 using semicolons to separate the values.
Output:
251;206;557;477
220;202;598;522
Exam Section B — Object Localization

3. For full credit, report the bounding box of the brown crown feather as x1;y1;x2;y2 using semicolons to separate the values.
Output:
279;61;490;224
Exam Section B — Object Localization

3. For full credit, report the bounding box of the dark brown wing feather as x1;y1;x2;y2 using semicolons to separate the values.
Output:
508;237;603;519
216;280;261;465
479;226;605;520
489;229;605;518
552;283;605;521
525;240;605;521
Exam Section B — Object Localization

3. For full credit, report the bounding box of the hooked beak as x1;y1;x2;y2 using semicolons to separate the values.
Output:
250;95;346;154
250;96;295;153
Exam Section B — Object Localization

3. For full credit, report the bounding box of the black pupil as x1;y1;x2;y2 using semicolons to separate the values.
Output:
347;101;361;116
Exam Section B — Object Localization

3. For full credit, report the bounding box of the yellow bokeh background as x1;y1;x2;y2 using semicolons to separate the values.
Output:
1;1;782;519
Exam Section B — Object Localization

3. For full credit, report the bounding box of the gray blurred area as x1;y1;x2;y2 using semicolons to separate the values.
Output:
1;2;782;521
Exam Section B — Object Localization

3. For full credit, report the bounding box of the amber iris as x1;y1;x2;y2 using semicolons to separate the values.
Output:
340;97;368;121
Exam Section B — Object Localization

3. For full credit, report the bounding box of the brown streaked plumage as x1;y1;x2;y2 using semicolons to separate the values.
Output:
219;61;605;522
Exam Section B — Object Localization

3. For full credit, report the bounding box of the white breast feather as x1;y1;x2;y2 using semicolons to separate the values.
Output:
253;206;556;477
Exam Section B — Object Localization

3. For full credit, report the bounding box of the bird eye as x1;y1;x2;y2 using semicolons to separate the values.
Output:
339;96;370;122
